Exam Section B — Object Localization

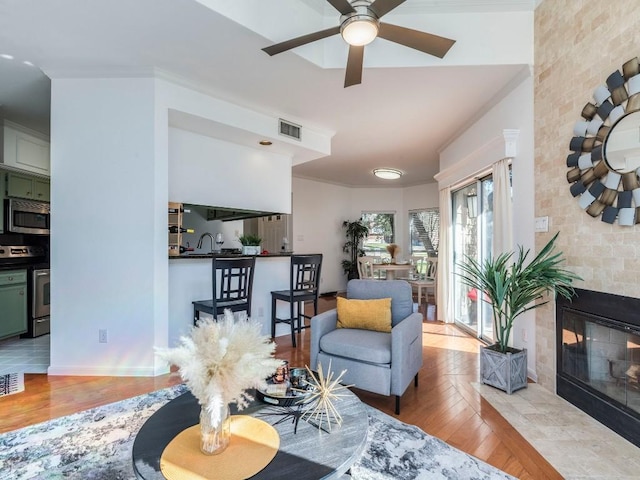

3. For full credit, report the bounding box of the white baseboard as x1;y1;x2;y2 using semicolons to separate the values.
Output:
47;365;168;377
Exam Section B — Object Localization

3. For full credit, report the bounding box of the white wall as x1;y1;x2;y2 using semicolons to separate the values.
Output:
436;74;536;377
403;183;440;212
50;77;168;376
169;127;292;213
292;178;440;294
48;75;303;376
292;177;351;294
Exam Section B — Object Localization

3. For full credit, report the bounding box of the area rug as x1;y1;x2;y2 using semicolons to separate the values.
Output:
0;384;514;479
0;373;24;397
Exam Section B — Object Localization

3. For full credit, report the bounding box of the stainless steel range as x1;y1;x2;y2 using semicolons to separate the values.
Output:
0;245;49;338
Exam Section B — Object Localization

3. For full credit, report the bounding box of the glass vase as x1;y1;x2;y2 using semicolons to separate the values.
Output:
199;404;231;455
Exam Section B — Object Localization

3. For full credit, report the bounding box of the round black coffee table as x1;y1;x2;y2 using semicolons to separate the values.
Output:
132;389;368;480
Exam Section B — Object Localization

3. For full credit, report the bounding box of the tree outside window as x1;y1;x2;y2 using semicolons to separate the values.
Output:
361;212;395;259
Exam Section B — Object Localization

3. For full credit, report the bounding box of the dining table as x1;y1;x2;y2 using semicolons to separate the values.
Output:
371;263;412;280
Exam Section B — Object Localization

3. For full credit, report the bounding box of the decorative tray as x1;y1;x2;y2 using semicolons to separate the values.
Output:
256;377;315;407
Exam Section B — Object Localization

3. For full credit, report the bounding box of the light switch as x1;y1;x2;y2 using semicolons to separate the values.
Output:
534;216;549;232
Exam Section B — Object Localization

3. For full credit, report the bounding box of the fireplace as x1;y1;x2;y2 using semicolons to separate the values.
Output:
556;288;640;447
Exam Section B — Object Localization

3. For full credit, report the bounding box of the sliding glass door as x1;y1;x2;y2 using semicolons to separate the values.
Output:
452;176;494;342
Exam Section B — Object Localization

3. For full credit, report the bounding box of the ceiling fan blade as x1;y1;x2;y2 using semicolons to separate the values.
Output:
327;0;356;15
378;22;455;58
344;45;364;88
262;26;341;56
369;0;406;18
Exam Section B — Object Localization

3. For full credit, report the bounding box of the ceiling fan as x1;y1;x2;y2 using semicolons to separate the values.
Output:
262;0;456;88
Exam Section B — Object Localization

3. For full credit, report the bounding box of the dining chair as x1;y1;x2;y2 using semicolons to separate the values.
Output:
271;253;323;347
192;256;256;324
409;257;437;307
357;256;377;279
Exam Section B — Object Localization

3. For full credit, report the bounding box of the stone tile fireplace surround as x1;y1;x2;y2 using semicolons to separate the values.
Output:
556;288;640;447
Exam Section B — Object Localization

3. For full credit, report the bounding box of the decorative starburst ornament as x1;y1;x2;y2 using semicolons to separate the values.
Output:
301;362;352;432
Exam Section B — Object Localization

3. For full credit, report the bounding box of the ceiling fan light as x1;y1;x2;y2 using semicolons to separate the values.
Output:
373;168;402;180
341;16;379;46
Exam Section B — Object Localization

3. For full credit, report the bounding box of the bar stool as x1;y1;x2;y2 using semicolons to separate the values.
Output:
192;256;256;324
271;253;323;347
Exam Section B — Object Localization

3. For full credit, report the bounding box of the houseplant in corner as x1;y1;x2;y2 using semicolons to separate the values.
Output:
341;219;369;280
238;233;262;255
458;232;579;394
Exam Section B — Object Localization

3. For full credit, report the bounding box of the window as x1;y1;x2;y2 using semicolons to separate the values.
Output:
361;212;395;259
409;209;439;257
452;176;494;341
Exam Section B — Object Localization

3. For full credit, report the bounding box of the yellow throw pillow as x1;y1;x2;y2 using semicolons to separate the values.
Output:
336;297;392;333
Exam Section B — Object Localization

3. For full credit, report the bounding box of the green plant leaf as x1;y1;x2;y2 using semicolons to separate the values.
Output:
456;232;580;353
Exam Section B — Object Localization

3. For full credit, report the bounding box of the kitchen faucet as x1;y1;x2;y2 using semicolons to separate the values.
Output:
197;233;215;253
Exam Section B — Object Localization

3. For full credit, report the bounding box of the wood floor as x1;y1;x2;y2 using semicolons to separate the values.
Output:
0;297;562;479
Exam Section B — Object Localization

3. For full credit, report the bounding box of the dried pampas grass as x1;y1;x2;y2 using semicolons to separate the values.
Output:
156;310;282;423
386;243;399;261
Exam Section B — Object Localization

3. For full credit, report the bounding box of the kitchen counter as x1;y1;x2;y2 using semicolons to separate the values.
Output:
169;252;293;259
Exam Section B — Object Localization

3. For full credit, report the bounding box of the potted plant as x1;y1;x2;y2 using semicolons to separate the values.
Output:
238;233;262;255
457;232;579;394
341;220;369;280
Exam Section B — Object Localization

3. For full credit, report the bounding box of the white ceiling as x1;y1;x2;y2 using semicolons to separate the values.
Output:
0;0;535;187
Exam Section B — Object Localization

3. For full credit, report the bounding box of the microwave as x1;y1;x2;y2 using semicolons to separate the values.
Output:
6;198;50;235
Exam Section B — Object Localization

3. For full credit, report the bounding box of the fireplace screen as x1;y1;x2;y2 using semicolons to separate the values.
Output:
561;310;640;414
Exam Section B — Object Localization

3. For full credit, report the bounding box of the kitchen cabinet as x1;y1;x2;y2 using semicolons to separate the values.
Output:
0;269;28;340
0;171;5;233
6;171;50;201
1;123;50;176
34;178;50;201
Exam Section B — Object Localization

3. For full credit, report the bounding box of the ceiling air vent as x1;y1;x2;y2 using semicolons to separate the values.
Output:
279;119;301;141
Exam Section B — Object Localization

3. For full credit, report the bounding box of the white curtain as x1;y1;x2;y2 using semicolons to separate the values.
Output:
492;158;513;256
437;186;453;323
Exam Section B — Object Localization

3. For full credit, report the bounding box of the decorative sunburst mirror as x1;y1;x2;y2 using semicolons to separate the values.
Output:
567;57;640;226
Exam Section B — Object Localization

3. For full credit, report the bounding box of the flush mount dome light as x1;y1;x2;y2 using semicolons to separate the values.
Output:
341;14;379;46
373;168;402;180
259;140;272;146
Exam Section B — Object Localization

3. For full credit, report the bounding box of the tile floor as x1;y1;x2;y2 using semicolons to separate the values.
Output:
0;335;50;375
475;382;640;480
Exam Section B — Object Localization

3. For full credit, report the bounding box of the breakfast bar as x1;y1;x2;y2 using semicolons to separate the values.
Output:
168;253;293;345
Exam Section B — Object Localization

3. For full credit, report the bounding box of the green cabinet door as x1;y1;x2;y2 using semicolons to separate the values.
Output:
0;172;5;233
0;270;28;340
6;172;34;199
34;178;50;201
4;171;50;201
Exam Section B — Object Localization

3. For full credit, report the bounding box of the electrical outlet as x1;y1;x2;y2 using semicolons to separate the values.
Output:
522;328;528;342
99;329;108;343
258;307;264;317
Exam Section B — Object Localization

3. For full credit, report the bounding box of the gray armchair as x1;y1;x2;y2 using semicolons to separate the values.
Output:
310;280;423;414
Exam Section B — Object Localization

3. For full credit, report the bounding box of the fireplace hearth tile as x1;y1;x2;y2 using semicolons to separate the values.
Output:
473;382;640;480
